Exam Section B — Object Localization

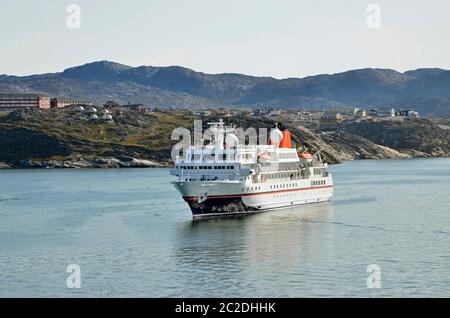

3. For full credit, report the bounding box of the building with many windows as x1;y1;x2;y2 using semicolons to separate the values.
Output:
0;94;51;110
50;98;92;108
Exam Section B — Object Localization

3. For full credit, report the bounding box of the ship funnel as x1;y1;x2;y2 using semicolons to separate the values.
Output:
279;130;292;148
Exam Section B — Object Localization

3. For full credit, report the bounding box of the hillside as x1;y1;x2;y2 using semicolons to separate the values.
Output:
1;61;450;116
0;108;448;169
339;118;450;156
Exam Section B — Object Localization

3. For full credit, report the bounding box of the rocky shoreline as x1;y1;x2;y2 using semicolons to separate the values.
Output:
0;109;449;169
0;156;167;169
0;154;446;170
0;155;442;170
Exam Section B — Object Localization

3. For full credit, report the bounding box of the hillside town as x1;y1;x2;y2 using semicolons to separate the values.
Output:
0;91;449;171
0;93;422;129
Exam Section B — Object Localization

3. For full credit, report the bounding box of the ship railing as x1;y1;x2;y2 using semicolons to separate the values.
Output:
250;171;311;183
177;175;236;182
176;155;241;163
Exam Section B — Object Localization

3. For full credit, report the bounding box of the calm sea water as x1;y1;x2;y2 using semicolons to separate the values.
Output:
0;158;449;297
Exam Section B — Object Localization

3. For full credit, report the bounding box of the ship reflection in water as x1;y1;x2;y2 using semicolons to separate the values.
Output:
174;203;335;296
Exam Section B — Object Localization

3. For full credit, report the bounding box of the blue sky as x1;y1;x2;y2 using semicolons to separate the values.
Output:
0;0;449;78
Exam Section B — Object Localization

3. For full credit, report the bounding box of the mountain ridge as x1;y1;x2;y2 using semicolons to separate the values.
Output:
1;61;450;116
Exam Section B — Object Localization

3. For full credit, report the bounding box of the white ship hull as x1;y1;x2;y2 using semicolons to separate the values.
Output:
172;176;333;218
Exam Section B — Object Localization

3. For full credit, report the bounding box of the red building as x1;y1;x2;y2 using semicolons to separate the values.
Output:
0;94;51;110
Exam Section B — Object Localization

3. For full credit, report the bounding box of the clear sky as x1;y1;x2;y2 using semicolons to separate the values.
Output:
0;0;449;78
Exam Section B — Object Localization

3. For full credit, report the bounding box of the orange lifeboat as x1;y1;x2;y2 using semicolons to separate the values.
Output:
257;151;271;164
258;151;271;161
299;150;313;159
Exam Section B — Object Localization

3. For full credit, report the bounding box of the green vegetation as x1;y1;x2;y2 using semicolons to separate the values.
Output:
0;108;198;164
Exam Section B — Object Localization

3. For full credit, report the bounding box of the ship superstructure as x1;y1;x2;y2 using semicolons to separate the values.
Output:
170;120;333;218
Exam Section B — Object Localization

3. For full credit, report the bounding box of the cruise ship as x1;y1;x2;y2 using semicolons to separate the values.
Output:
170;120;334;218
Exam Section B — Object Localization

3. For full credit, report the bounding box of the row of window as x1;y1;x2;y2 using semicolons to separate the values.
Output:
312;180;326;186
267;172;300;179
188;154;234;162
245;181;326;192
274;193;298;198
0;103;39;106
0;98;42;101
244;172;300;182
279;163;300;170
186;154;300;162
313;168;324;175
189;153;287;161
178;165;235;170
278;153;298;159
270;183;298;189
